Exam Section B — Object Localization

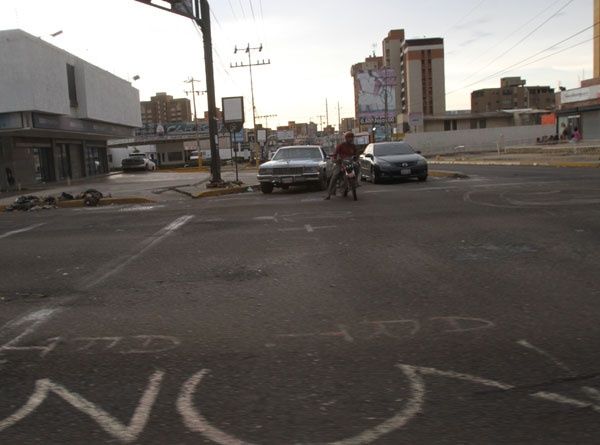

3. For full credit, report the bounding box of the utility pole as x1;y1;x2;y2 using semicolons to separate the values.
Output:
256;114;277;130
326;99;329;128
134;0;222;183
196;0;222;183
231;44;271;162
316;115;326;132
337;102;341;134
184;77;205;167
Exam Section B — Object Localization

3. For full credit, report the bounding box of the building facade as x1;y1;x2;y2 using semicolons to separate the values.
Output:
471;77;555;113
351;31;446;133
0;29;141;191
140;93;192;126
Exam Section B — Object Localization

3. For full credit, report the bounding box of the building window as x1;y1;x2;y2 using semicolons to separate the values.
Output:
168;151;183;162
66;64;78;108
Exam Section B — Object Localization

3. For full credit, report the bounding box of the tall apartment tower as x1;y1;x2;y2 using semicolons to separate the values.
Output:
140;92;192;126
595;0;600;78
402;38;446;117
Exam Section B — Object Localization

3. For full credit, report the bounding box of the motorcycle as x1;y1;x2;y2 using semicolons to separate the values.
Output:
335;159;358;201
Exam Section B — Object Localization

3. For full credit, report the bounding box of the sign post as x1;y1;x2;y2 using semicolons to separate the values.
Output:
222;96;245;183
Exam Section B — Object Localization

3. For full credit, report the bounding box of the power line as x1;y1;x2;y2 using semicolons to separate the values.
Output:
447;21;598;95
459;0;575;86
237;0;246;19
248;0;257;23
462;0;563;75
443;0;487;34
259;0;264;22
226;0;239;22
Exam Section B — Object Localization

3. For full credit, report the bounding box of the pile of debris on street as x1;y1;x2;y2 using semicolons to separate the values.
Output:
4;189;108;212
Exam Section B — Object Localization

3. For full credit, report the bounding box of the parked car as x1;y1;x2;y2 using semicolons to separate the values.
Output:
359;142;428;183
257;145;329;194
122;153;156;171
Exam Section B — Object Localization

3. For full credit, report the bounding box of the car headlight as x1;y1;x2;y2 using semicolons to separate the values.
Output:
377;159;392;167
259;168;273;175
303;166;320;173
417;158;427;165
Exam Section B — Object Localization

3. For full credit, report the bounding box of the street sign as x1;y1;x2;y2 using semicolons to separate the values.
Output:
134;0;197;19
257;129;267;143
222;96;245;133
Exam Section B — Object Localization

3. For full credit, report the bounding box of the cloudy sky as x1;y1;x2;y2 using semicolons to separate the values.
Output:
0;0;594;127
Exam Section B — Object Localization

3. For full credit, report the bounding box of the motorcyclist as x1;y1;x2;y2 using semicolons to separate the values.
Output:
325;131;358;200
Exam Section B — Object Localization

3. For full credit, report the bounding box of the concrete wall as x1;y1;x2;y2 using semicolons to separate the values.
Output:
405;125;556;155
0;29;141;128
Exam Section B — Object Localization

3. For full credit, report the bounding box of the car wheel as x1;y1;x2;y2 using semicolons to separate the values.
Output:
418;175;428;182
371;166;380;184
260;183;274;194
318;172;328;191
281;185;290;190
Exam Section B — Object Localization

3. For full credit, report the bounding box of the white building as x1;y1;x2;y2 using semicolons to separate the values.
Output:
0;29;141;190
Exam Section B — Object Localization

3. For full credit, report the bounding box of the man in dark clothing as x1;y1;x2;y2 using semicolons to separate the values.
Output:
325;132;358;200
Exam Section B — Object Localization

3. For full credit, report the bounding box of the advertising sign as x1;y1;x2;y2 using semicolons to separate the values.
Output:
222;96;245;132
409;112;424;127
561;85;600;104
277;130;295;141
356;68;397;124
257;129;267;143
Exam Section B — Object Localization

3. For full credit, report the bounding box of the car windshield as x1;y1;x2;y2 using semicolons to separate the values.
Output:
374;143;415;156
272;147;322;160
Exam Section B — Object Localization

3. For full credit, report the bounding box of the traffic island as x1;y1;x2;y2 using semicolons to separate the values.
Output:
194;184;260;199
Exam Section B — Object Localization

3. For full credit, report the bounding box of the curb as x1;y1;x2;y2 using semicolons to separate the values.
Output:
194;184;260;199
57;197;157;208
1;197;156;212
430;160;600;169
429;170;469;179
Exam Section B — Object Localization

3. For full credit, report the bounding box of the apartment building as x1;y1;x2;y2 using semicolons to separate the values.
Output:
471;77;555;113
140;92;192;125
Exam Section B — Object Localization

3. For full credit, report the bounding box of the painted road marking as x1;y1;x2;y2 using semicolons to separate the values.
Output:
0;223;45;240
278;225;337;233
0;371;164;444
84;214;194;289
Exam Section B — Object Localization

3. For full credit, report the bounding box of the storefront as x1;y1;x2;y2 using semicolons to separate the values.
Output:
0;112;133;191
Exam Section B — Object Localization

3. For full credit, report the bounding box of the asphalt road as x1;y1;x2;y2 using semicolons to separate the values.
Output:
1;165;600;444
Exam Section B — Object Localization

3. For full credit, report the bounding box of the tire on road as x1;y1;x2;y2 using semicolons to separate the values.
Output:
418;175;428;182
260;183;274;194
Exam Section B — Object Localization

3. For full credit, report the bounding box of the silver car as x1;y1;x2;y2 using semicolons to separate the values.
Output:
257;145;329;194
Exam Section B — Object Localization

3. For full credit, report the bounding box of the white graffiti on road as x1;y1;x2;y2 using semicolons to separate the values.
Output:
0;335;181;358
0;371;164;444
277;316;495;343
2;362;600;444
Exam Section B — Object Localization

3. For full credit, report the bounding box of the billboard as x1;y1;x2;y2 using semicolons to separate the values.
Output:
222;96;245;127
355;68;396;124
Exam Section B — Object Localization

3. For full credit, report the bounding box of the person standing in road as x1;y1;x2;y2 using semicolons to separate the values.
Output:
325;132;358;200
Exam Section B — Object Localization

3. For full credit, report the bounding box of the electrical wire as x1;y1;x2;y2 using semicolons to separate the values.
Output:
461;0;563;77
447;21;597;95
443;0;487;35
226;0;239;22
238;0;246;19
259;0;264;22
248;0;257;24
466;0;574;80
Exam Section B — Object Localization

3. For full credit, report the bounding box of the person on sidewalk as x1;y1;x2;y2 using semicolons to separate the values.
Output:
570;127;582;143
325;132;358;200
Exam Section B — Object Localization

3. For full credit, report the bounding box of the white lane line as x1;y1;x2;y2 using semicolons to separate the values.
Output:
84;215;194;289
305;224;314;233
0;223;45;240
517;340;573;374
582;387;600;404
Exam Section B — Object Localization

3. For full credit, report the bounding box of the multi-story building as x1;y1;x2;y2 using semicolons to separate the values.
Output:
352;30;446;132
0;29;140;190
140;92;192;125
471;77;555;113
340;118;356;132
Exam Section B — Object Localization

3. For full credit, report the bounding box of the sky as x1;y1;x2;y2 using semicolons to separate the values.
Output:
0;0;594;128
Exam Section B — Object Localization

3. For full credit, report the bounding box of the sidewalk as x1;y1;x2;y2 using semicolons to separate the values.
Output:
429;144;600;168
